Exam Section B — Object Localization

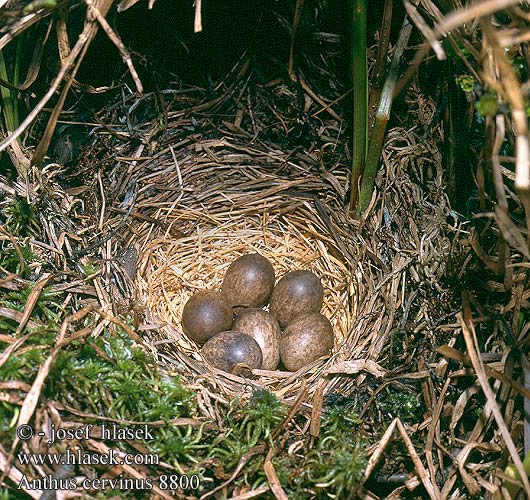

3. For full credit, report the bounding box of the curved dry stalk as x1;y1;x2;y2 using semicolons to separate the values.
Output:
422;0;525;60
0;11;46;52
461;295;530;498
482;19;530;254
84;0;143;93
0;0;113;156
396;0;525;95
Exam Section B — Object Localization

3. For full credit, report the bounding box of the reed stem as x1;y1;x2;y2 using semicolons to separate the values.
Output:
358;16;412;215
349;0;367;215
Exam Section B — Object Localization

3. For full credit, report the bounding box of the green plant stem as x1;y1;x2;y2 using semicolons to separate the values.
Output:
0;51;18;134
369;0;393;125
349;0;367;214
13;35;23;122
357;16;413;216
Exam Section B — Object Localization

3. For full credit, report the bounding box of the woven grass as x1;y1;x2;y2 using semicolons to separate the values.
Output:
136;148;357;400
78;80;453;411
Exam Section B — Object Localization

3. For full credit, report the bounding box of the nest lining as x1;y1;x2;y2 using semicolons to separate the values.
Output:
141;203;353;356
129;155;361;398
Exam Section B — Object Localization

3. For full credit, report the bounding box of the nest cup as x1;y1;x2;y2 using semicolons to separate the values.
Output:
132;140;359;401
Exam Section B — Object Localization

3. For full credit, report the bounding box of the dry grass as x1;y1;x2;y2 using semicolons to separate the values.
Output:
76;82;451;410
2;1;530;498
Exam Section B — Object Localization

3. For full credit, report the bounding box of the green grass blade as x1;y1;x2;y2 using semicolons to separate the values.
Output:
358;16;413;215
349;0;368;214
0;50;19;134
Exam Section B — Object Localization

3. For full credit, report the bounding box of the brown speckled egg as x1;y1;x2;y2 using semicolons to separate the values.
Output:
201;331;263;373
279;312;333;371
233;308;280;370
181;290;233;344
270;270;323;327
222;253;275;308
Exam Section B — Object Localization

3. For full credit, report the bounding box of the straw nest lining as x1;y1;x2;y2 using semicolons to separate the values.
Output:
130;139;362;400
141;209;353;350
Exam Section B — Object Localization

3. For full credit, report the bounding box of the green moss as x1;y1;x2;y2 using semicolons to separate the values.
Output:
206;389;287;475
2;197;40;237
0;488;26;500
308;444;366;497
455;74;475;93
150;424;211;469
0;240;40;277
0;283;65;333
0;402;17;435
0;349;43;382
80;261;100;278
46;331;195;422
475;93;499;117
276;400;367;498
377;386;424;424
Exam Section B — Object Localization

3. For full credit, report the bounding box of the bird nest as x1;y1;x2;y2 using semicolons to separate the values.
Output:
1;79;474;499
79;84;453;406
134;142;360;401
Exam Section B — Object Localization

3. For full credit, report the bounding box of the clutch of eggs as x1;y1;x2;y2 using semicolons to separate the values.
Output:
180;253;334;374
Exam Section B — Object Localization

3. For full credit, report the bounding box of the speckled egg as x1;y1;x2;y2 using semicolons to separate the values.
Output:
270;270;323;327
222;253;275;308
201;331;263;373
279;312;334;371
233;308;280;370
181;290;233;344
